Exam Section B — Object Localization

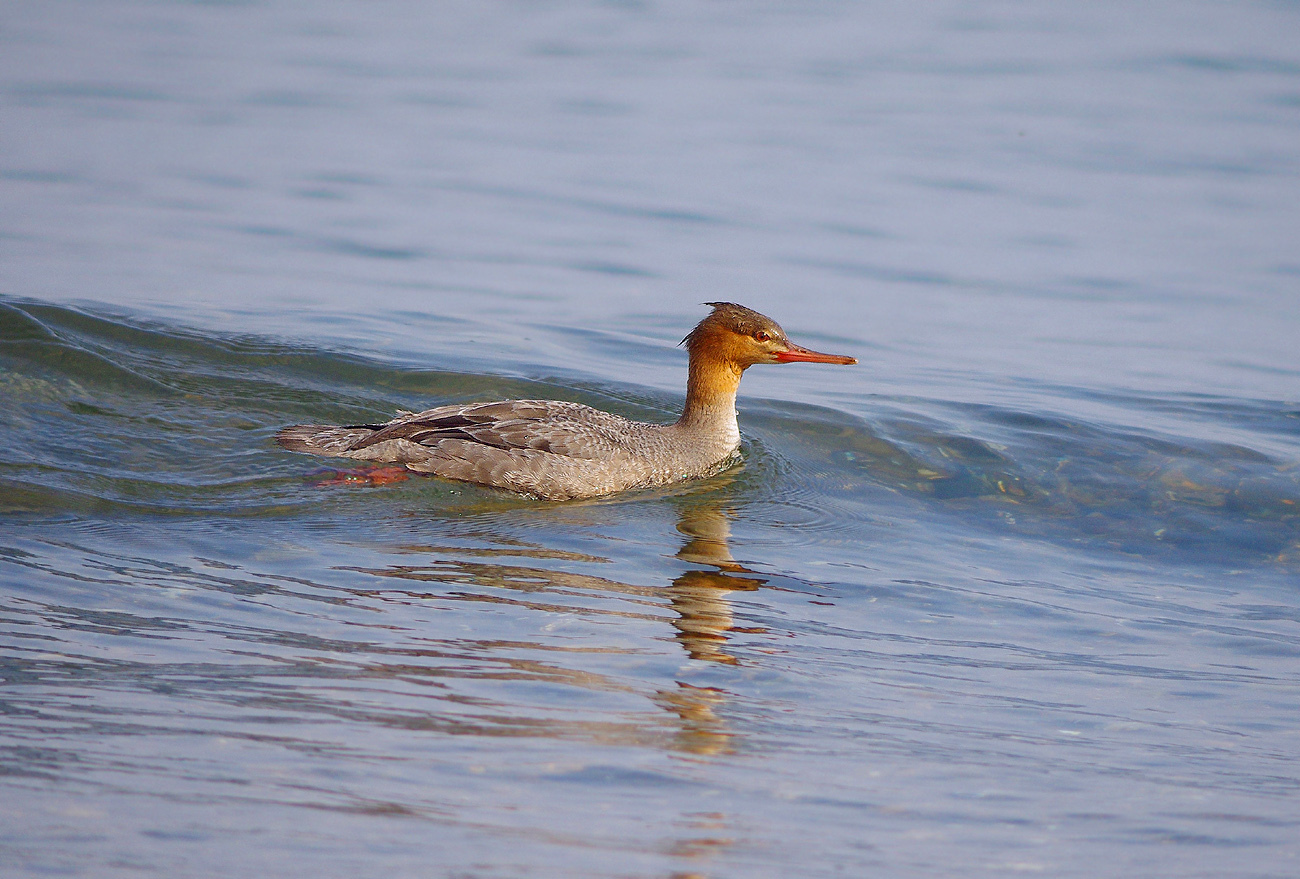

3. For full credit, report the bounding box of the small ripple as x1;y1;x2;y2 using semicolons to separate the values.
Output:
240;89;339;109
8;81;168;103
778;255;958;286
566;260;659;278
0;169;81;185
434;181;735;227
315;237;427;261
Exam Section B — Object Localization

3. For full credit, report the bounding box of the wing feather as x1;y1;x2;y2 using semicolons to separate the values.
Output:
347;400;630;460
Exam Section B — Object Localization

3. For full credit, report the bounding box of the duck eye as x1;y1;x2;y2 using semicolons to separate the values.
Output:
754;330;771;342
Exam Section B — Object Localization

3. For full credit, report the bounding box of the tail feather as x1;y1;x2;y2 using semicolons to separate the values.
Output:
276;424;439;465
276;425;376;456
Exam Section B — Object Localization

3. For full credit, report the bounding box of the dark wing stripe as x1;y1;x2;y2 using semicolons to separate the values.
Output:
349;412;478;450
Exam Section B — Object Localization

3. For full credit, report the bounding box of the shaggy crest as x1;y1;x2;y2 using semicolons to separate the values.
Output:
681;302;788;352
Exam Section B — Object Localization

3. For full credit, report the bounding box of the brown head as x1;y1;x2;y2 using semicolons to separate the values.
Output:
681;302;857;369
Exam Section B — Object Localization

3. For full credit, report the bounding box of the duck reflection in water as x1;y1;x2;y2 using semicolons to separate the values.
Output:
338;490;762;871
654;495;768;764
669;499;767;665
343;487;772;756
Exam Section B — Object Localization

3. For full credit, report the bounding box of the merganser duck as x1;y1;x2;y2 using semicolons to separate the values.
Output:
276;303;856;500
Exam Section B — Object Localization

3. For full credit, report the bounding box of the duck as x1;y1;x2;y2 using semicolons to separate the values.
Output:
276;302;856;500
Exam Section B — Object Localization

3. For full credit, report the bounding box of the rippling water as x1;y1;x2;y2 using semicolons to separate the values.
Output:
3;2;1300;877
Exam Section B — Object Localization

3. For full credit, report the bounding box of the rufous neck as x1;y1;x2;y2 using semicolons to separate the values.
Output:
677;353;743;427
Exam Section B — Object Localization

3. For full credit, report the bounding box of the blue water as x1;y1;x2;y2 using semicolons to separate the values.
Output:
2;2;1299;877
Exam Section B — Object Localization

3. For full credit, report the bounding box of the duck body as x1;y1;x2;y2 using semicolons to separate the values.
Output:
277;303;854;500
277;399;741;501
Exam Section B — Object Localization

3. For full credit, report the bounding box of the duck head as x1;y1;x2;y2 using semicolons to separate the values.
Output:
682;302;857;369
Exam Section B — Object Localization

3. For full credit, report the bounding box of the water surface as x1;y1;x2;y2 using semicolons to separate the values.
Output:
3;2;1299;877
